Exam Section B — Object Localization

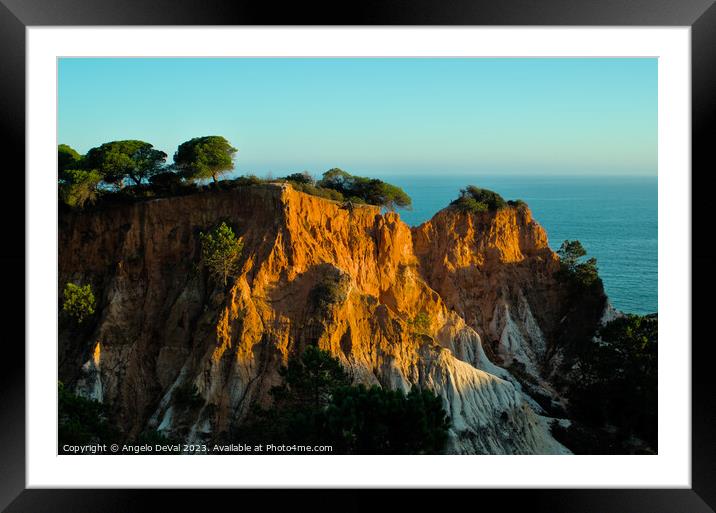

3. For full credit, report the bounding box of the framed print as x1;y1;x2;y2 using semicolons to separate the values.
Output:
2;0;715;511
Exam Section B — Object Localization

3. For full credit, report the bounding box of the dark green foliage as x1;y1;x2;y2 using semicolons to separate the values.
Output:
57;140;412;211
200;222;244;286
272;346;352;412
507;199;528;210
407;311;431;334
318;168;353;190
450;185;507;213
62;282;96;323
288;181;345;202
282;171;315;185
59;169;102;208
85;140;167;186
58;381;115;445
174;135;237;183
317;168;411;210
368;181;412;210
557;240;586;268
573;257;599;287
231;174;267;186
243;346;351;445
557;240;600;289
149;171;184;194
131;145;169;185
325;384;450;454
565;314;658;452
279;169;347;202
237;347;451;454
172;382;204;410
58;144;82;176
451;196;488;213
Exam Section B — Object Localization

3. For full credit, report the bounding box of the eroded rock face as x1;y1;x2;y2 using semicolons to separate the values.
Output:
58;184;603;454
412;207;563;372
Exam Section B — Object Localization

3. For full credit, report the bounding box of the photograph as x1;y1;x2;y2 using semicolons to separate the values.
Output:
0;0;710;505
56;57;658;456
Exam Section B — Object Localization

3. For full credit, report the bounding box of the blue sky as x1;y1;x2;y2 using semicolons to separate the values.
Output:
58;58;657;177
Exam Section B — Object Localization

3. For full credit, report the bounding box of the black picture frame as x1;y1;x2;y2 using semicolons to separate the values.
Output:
2;1;714;511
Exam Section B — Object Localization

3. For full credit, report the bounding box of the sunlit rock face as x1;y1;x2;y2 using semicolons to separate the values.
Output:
59;183;604;454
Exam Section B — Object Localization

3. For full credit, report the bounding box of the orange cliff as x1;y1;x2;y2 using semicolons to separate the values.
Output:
58;183;607;454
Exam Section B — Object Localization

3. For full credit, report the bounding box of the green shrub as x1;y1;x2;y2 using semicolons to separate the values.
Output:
239;347;451;454
507;199;528;210
227;174;268;187
317;168;411;209
408;311;431;334
59;169;102;209
285;180;345;202
282;171;315;185
62;282;96;323
85;140;167;186
58;144;82;176
451;196;489;213
200;222;244;286
450;185;507;213
174;135;237;183
326;384;450;454
557;240;600;289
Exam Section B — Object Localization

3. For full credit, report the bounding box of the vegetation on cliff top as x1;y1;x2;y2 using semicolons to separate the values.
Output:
57;136;235;210
58;144;81;174
173;136;237;183
234;346;450;454
227;168;412;210
58;140;411;212
312;168;412;210
449;185;527;214
59;169;103;209
84;140;168;186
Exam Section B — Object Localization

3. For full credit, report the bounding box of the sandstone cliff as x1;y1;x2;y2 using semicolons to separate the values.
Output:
59;183;607;454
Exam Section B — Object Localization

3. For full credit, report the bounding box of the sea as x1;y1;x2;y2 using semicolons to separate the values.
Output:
380;174;657;316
